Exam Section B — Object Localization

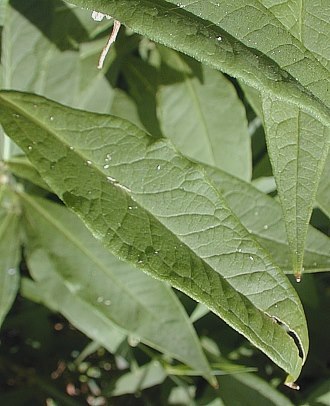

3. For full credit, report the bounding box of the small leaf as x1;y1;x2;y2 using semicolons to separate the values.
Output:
20;276;125;355
0;185;21;328
110;361;166;396
0;90;309;382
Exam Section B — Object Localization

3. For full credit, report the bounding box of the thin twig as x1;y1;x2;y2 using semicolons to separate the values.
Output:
97;20;121;69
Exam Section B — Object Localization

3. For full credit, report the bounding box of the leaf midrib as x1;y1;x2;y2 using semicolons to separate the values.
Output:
176;54;217;166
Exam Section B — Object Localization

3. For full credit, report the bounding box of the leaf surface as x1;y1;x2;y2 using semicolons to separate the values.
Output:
0;90;309;382
216;373;294;406
257;1;330;277
0;185;20;328
262;97;330;278
158;54;251;180
65;0;330;127
20;193;210;377
242;82;330;277
205;165;330;274
2;0;116;111
12;154;329;274
317;152;330;219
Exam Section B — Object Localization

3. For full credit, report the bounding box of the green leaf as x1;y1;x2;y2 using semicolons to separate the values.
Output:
6;156;51;191
259;0;329;71
65;0;330;127
205;165;330;274
0;184;20;328
241;82;330;277
0;0;8;27
158;52;251;180
11;153;329;274
110;361;166;396
20;193;211;378
317;152;330;219
2;0;116;111
246;1;330;279
262;97;330;279
215;373;294;406
0;90;309;383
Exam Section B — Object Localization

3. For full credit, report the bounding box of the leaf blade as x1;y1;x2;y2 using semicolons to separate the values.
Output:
65;0;330;127
262;96;330;278
20;193;211;378
205;164;330;274
158;56;251;180
0;186;20;328
0;90;308;382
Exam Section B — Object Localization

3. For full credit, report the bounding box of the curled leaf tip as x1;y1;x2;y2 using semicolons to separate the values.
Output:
210;377;219;389
294;268;304;283
284;381;300;390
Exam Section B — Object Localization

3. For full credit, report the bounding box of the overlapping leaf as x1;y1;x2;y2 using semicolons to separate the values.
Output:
0;90;308;383
66;0;330;126
20;193;210;375
236;2;330;278
2;0;115;110
317;152;330;219
205;165;330;274
157;52;251;181
64;0;330;279
0;184;20;328
262;97;329;279
10;155;330;274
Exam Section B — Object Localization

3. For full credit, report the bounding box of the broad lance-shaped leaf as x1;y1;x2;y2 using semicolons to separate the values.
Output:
256;0;330;280
19;194;211;377
0;184;21;328
242;83;330;278
0;91;308;383
66;0;330;127
157;54;251;181
262;96;330;280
